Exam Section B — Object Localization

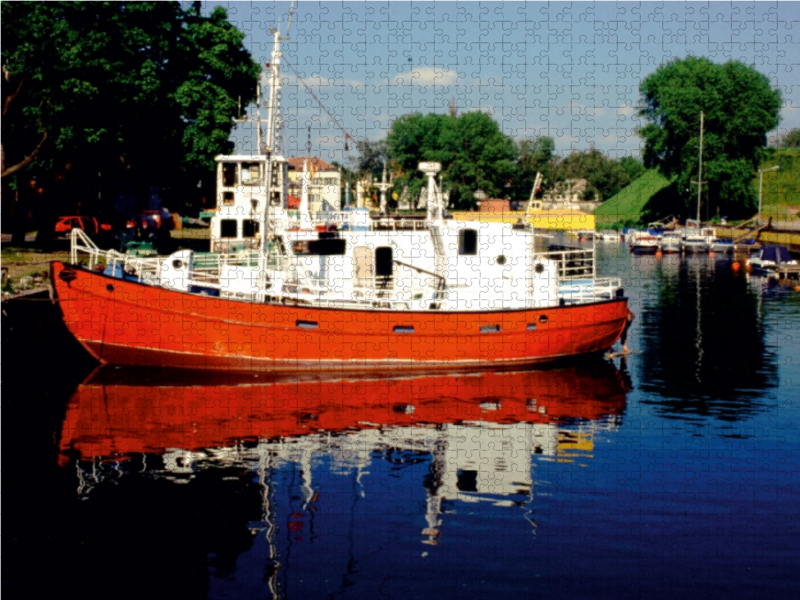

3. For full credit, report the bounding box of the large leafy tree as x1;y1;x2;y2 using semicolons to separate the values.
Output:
638;56;781;219
2;1;259;239
517;136;555;197
552;149;636;202
349;138;390;181
387;111;517;209
778;128;800;149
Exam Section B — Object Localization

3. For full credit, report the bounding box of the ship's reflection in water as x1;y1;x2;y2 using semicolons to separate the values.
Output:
59;362;629;599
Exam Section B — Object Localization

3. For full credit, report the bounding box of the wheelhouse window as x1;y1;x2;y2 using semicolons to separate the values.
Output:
242;219;259;238
241;163;262;186
291;238;347;255
221;163;236;187
459;229;478;255
222;191;234;206
220;219;237;238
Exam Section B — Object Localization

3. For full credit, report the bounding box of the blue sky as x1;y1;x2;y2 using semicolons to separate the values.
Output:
205;1;800;165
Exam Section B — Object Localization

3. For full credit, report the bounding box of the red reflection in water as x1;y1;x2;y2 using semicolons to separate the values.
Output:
59;364;628;464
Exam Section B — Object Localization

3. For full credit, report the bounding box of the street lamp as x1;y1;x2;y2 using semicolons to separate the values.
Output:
758;165;780;224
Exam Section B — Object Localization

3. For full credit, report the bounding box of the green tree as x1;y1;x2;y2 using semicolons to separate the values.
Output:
386;111;517;209
2;1;259;241
349;138;390;181
619;156;646;182
778;128;800;149
638;56;781;219
552;149;634;202
517;136;556;197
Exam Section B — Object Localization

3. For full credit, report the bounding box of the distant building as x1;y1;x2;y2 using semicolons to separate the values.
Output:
286;157;341;214
479;199;510;214
542;178;588;207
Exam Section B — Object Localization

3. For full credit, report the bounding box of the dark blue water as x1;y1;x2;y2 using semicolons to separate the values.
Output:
4;244;799;599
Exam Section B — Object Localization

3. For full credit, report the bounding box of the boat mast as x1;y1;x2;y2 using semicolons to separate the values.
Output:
257;3;293;292
696;111;704;223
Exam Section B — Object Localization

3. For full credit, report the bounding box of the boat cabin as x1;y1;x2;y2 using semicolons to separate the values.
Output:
209;154;288;252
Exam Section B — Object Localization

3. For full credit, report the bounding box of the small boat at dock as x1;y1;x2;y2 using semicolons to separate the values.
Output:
747;245;798;277
597;230;620;242
659;232;683;253
629;233;660;254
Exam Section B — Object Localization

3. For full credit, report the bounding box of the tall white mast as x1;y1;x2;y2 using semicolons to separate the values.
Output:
696;111;704;223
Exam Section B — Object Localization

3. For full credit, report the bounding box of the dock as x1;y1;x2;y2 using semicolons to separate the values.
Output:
715;218;800;255
775;263;800;281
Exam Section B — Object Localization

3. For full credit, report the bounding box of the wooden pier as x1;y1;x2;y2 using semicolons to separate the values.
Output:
715;218;800;255
776;263;800;281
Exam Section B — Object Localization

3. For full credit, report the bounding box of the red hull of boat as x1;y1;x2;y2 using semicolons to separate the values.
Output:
52;262;629;371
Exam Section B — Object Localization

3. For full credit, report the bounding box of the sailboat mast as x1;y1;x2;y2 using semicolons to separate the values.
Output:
696;111;704;223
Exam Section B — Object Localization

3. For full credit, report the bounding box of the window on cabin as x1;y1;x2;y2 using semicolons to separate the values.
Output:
242;220;259;238
459;229;478;255
222;191;234;206
375;247;393;277
241;163;261;186
220;219;237;238
292;238;347;256
222;163;236;187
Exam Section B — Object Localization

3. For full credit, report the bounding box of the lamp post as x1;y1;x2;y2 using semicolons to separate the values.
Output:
758;165;780;224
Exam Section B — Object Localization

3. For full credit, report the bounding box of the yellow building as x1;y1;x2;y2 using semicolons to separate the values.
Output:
450;207;596;231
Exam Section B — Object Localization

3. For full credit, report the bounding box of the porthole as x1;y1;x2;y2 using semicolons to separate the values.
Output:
497;255;507;265
534;263;545;274
172;259;183;270
538;315;548;324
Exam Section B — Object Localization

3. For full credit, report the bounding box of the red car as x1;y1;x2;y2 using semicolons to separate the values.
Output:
55;216;112;237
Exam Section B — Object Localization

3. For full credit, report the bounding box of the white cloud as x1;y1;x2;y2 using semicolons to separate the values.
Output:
393;66;458;87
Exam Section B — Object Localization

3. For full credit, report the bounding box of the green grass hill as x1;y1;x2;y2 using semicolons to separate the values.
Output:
594;169;671;229
758;148;800;220
594;148;800;228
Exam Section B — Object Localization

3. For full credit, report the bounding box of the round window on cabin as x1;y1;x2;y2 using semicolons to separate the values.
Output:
497;255;507;265
172;259;184;270
534;264;545;273
539;315;548;324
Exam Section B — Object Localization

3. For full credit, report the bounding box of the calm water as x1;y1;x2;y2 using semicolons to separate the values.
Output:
4;243;799;599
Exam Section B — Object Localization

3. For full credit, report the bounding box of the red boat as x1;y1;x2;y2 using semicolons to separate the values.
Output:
50;27;628;372
51;260;628;372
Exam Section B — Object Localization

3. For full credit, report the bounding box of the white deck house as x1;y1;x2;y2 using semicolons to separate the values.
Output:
208;154;283;252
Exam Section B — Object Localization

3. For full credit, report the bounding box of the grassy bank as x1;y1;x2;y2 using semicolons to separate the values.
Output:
594;148;800;228
1;247;70;294
594;169;671;229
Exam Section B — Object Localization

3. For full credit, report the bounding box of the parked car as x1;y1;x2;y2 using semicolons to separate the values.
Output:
55;216;112;237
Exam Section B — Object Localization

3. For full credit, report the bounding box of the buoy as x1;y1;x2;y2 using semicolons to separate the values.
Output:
708;250;715;257
795;285;800;292
732;261;741;272
655;250;663;258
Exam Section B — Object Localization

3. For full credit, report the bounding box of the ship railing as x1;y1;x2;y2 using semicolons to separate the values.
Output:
557;276;623;304
535;247;597;280
193;250;261;272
